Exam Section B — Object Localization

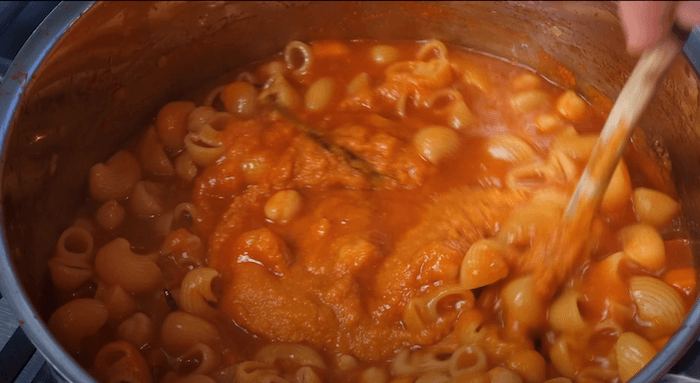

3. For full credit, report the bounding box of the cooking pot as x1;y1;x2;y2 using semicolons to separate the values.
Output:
1;1;700;382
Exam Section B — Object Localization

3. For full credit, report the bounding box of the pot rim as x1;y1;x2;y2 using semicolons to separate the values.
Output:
0;2;699;383
0;2;97;382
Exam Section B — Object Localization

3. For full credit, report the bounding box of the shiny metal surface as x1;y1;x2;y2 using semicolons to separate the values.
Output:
0;2;699;383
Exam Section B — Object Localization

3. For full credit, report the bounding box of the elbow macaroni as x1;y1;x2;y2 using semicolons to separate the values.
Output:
44;40;694;383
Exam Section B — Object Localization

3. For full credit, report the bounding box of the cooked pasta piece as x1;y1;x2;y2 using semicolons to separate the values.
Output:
549;336;582;379
556;90;587;122
117;312;154;349
95;283;137;320
157;101;196;152
93;341;152;383
285;40;314;75
600;160;632;216
449;345;488;377
264;190;303;223
347;72;372;97
454;309;486;346
96;199;126;230
424;286;475;321
485;135;538;164
48;256;93;292
94;238;163;293
49;225;96;290
89;150;142;202
621;223;666;271
161;311;222;354
235;361;284;383
630;276;685;339
360;367;388;383
48;298;108;349
295;366;322;383
423;89;474;130
413;126;460;164
336;354;358;372
221;81;258;117
501;276;544;330
459;239;509;289
511;73;542;91
487;367;523;383
187;106;217;133
633;187;680;227
616;332;656;383
417;40;448;61
372;45;400;64
177;343;221;375
184;125;226;167
305;77;335;112
383;58;453;92
536;113;563;134
259;60;287;79
129;180;166;218
137;126;175;176
510;90;548;112
549;126;598;161
505;350;546;383
548;287;587;334
180;267;220;318
175;151;199;182
451;57;491;93
259;73;302;110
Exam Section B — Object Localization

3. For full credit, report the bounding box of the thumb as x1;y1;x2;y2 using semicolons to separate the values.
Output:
619;1;675;55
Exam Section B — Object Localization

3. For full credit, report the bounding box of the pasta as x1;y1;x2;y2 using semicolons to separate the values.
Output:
616;333;656;383
94;283;137;320
633;187;680;227
48;298;108;350
137;126;175;176
264;189;303;223
117;312;154;349
93;341;152;383
94;238;163;293
95;199;126;230
305;77;335;112
371;45;400;64
179;267;220;318
44;40;695;383
621;223;666;271
160;311;221;354
89;150;142;202
129;180;166;218
157;101;196;151
413;126;460;164
630;276;686;340
49;225;95;290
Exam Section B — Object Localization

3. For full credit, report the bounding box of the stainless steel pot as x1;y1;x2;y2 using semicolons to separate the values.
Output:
1;2;699;382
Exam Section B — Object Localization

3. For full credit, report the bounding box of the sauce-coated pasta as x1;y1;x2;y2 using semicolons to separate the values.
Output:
45;40;696;383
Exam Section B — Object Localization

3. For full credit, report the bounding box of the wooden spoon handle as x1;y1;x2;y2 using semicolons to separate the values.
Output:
563;38;680;223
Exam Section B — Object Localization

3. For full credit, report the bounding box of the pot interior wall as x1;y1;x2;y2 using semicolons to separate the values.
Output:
2;0;700;322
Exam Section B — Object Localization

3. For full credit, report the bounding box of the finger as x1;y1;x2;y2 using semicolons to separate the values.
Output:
619;1;675;55
676;1;700;30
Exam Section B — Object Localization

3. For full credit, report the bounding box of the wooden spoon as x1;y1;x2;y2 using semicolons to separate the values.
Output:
539;34;686;296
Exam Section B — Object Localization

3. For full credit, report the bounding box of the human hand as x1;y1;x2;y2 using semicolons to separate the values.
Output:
619;1;700;55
